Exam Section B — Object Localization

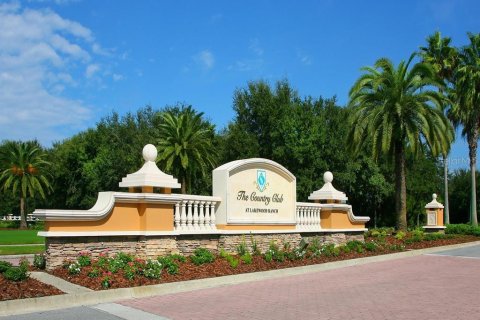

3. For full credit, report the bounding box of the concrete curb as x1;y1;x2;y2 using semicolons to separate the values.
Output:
1;240;479;317
30;272;93;294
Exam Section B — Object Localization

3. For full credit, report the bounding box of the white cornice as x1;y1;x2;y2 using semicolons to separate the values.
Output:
33;192;184;221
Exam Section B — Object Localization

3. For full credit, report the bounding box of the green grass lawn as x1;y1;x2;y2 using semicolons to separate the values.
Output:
0;244;45;255
0;230;45;245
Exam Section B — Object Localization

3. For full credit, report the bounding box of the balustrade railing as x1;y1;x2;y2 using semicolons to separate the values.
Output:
296;202;321;231
173;194;221;232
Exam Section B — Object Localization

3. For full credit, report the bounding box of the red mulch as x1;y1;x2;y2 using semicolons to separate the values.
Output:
50;235;479;291
0;275;63;301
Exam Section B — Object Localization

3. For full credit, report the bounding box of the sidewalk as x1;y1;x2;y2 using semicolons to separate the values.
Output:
1;241;480;319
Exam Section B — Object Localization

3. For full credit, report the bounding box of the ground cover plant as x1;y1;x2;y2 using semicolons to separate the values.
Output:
51;229;479;291
0;258;63;301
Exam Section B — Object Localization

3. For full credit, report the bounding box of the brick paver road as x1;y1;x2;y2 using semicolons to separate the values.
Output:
120;252;480;320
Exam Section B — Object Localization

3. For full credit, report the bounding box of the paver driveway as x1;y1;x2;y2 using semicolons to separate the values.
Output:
3;245;480;320
120;246;480;320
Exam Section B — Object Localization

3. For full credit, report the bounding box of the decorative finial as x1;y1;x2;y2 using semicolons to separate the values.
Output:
119;144;181;189
143;144;157;162
432;193;437;200
308;171;348;202
324;171;333;184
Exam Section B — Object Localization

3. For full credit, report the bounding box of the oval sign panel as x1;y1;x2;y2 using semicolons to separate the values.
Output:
213;158;296;226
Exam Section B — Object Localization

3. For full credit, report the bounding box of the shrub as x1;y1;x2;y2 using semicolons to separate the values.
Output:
101;272;112;289
143;259;162;279
394;231;406;240
320;244;337;257
0;261;13;273
4;265;28;282
115;252;134;264
388;244;405;251
264;242;285;262
446;224;480;236
33;254;46;269
236;236;248;256
77;251;91;267
190;248;215;265
364;241;378;252
250;236;260;255
424;233;445;241
158;256;179;275
123;262;137;280
88;268;100;278
219;248;229;259
169;253;186;263
225;255;239;268
240;252;253;264
68;262;81;275
345;240;364;253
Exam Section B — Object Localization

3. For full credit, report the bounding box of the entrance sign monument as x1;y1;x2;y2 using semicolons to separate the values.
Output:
34;144;374;269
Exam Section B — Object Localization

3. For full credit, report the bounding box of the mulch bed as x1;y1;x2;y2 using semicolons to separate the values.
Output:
0;275;64;301
51;235;479;291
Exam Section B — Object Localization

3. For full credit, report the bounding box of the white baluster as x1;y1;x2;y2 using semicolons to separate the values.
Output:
199;201;205;230
187;201;193;230
308;208;313;230
204;201;211;230
300;207;304;229
193;201;200;230
174;202;180;230
209;202;217;229
181;201;187;230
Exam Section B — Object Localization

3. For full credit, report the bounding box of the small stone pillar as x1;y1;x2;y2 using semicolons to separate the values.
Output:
423;193;446;233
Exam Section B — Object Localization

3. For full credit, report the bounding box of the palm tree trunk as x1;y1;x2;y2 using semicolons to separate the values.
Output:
19;197;27;229
443;154;450;225
469;130;478;226
181;176;187;194
395;143;408;230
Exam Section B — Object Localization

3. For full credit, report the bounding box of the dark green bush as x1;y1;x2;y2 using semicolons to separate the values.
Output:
446;224;480;236
4;262;28;282
364;241;378;252
33;254;46;269
190;248;215;265
158;256;179;275
0;261;13;273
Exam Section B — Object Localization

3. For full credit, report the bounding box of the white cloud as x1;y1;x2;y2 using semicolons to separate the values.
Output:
85;64;100;78
0;2;108;144
112;73;124;81
194;50;214;70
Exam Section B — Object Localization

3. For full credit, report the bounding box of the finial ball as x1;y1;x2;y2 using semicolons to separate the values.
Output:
432;193;437;200
143;144;157;162
324;171;333;183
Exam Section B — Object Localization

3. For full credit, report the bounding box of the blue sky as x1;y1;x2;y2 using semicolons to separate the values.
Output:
0;0;479;170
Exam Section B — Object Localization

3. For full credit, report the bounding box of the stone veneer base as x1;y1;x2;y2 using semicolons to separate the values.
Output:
44;231;365;270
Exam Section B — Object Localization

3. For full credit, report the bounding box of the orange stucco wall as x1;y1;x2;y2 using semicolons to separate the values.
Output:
437;208;444;226
320;210;365;229
46;203;174;232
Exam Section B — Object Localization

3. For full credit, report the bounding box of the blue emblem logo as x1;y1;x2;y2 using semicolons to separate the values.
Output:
256;170;267;192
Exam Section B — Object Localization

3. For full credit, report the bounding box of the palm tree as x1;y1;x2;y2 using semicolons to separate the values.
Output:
157;106;218;194
449;33;480;226
419;31;459;225
348;54;453;230
0;141;52;229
